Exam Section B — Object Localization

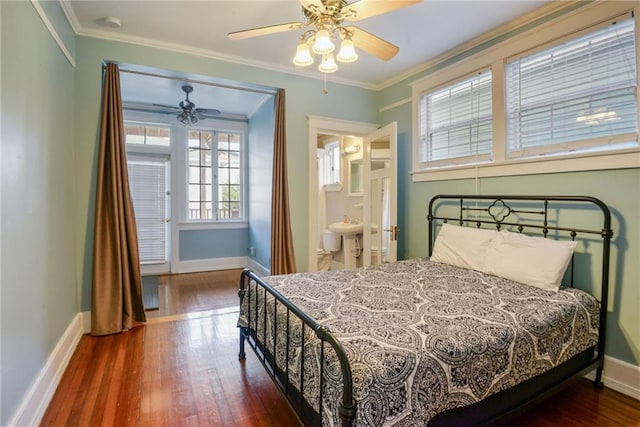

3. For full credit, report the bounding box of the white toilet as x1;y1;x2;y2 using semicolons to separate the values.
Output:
318;229;341;271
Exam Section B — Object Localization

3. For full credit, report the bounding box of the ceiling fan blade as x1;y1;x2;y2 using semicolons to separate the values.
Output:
152;103;180;110
228;22;306;40
196;108;221;116
342;0;422;22
300;0;325;14
346;26;399;61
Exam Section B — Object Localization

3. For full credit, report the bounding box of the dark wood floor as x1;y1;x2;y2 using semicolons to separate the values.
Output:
145;268;243;320
41;269;640;426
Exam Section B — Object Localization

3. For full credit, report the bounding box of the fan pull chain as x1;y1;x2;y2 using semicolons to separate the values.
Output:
322;73;329;95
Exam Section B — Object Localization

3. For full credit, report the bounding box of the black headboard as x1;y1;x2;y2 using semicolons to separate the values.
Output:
427;194;613;365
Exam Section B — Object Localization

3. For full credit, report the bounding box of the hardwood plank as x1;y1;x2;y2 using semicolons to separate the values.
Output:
41;270;639;427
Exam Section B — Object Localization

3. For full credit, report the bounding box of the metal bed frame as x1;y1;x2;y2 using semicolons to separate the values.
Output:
238;195;613;427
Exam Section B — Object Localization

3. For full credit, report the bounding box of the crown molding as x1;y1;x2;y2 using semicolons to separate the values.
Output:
31;0;76;67
58;0;80;34
54;0;591;93
58;0;376;90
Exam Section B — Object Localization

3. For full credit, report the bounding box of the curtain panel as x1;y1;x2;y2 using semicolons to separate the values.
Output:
270;89;297;275
91;63;146;336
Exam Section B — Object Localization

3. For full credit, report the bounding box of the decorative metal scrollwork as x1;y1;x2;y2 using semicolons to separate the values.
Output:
488;199;512;223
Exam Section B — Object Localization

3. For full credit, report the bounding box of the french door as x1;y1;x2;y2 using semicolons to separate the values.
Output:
127;154;171;274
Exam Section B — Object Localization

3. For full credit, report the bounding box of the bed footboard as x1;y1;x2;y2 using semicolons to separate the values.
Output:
238;268;356;427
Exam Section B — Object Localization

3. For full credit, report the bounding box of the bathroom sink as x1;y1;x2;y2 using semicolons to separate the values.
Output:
329;222;363;236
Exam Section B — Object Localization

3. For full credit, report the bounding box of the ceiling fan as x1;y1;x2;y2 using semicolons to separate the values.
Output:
228;0;421;69
154;84;221;125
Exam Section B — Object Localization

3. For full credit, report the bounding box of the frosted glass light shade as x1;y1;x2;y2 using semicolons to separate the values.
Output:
313;29;335;55
293;41;314;66
318;53;338;73
337;38;358;63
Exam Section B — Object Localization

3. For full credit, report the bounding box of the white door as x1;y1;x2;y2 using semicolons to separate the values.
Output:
363;122;397;266
127;154;171;274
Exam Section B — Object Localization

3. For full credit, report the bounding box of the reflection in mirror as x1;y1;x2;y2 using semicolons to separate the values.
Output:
369;176;391;265
370;137;391;171
370;178;381;265
381;177;391;263
349;159;363;195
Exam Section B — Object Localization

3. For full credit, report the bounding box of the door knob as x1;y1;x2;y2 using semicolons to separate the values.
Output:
383;225;399;240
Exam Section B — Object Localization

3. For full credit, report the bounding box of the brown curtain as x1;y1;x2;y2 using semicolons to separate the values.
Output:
270;89;297;275
91;63;146;336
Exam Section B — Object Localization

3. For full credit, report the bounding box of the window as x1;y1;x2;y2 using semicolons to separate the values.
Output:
323;140;341;187
188;130;243;221
411;3;639;181
506;18;637;159
124;123;171;146
418;70;492;168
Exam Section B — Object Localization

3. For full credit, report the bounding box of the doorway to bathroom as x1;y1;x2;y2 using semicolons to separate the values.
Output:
307;116;398;272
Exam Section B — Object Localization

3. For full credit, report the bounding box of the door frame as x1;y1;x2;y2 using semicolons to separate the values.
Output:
307;116;378;271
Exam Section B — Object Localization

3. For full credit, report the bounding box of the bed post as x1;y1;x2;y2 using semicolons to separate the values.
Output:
595;205;613;388
238;269;249;360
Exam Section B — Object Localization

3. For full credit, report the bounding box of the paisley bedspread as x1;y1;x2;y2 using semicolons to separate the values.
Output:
238;258;599;426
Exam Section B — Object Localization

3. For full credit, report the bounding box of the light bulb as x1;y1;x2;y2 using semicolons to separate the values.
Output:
312;29;335;55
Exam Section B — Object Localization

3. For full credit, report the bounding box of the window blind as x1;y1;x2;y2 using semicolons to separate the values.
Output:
419;70;493;167
127;158;168;264
506;17;637;158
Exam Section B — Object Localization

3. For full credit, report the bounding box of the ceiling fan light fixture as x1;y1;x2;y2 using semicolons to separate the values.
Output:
336;37;358;63
312;29;335;55
318;53;338;73
177;110;197;126
293;39;314;66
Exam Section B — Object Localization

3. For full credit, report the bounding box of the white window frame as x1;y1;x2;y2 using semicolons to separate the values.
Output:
184;126;246;223
411;1;640;182
181;121;248;225
418;69;493;169
123;109;248;231
322;140;342;191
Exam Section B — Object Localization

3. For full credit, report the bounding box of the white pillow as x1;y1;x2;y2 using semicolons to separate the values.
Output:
483;229;578;291
431;223;498;272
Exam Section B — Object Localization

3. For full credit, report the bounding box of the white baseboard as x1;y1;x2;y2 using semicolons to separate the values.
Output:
585;355;640;400
9;313;83;426
245;257;270;277
172;256;247;274
82;310;91;334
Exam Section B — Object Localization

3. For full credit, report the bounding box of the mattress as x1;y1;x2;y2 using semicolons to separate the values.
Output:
238;258;600;426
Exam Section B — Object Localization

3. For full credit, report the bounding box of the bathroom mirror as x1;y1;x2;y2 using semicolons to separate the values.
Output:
348;159;363;196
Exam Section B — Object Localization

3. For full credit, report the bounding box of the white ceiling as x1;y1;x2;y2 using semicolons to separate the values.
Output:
65;0;551;116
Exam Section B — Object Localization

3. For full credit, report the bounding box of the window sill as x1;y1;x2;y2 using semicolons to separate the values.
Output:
412;149;640;182
324;183;343;192
177;221;249;231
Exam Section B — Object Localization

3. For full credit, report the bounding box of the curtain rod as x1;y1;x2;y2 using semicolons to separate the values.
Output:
104;63;278;96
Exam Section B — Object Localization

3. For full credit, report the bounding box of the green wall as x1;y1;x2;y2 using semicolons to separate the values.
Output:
73;37;380;311
179;229;248;260
2;1;638;423
378;20;640;367
1;2;78;423
248;96;275;270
